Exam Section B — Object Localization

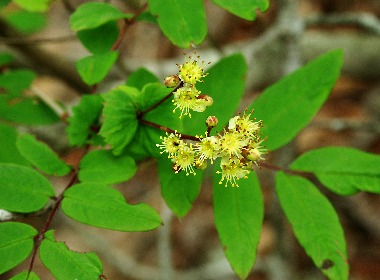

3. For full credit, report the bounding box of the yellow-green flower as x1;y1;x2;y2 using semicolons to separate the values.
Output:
173;144;196;176
156;132;183;157
177;52;207;85
217;156;251;187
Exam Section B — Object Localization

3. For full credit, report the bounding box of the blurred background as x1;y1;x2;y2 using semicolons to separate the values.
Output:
1;0;380;279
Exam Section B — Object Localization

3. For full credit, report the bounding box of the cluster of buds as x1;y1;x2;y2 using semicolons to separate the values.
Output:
156;111;268;187
164;51;213;118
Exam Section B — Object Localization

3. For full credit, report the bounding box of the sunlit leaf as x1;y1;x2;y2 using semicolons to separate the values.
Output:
211;0;269;20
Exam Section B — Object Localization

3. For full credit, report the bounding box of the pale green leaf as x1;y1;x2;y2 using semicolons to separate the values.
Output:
0;163;55;212
211;0;269;20
0;222;37;274
276;172;349;280
250;49;343;151
213;171;263;279
16;133;71;176
40;230;103;280
62;183;162;231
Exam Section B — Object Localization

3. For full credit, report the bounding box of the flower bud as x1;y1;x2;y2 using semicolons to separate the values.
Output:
206;116;218;128
164;75;180;88
243;147;262;161
198;94;213;107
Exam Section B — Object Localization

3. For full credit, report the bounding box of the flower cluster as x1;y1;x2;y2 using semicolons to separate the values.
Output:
156;111;268;187
165;52;213;118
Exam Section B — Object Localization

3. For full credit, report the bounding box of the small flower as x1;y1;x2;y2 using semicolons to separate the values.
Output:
197;94;213;107
228;111;262;137
219;130;249;158
195;136;220;164
172;86;201;118
173;144;197;175
164;75;180;88
205;116;218;128
156;132;183;157
242;139;268;163
177;52;208;85
217;156;251;187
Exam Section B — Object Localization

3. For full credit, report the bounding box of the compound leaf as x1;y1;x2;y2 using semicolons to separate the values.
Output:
275;172;349;280
40;230;103;280
0;163;54;212
211;0;269;20
62;183;162;231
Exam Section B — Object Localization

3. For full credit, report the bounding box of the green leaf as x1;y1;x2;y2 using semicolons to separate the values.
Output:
211;0;269;20
148;0;207;48
40;230;103;280
62;183;162;231
157;158;203;217
70;2;132;31
126;68;159;91
136;11;158;24
250;49;344;151
0;53;14;67
77;21;119;54
5;11;47;34
99;86;139;155
76;51;118;85
0;222;37;274
0;163;55;212
67;94;103;147
0;0;11;8
182;53;247;136
12;0;49;12
275;172;349;280
79;150;137;185
0;123;30;165
0;95;59;125
290;147;380;195
213;171;264;279
0;69;36;96
139;83;172;112
10;271;40;280
16;133;71;176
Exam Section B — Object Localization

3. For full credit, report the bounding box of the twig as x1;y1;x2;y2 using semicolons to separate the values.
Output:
29;86;67;119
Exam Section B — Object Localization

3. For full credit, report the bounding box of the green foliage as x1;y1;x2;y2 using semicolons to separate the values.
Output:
16;133;71;176
0;52;14;66
40;230;103;280
76;51;119;85
0;69;36;96
125;68;160;90
5;11;47;34
148;0;207;48
77;21;119;54
291;147;380;195
213;171;264;279
0;163;54;212
67;94;103;147
250;49;343;151
182;53;247;135
78;150;137;185
62;183;162;231
12;0;49;12
10;271;40;280
0;222;37;274
276;172;349;279
70;2;132;31
0;0;11;8
212;0;270;20
0;123;30;165
157;158;203;217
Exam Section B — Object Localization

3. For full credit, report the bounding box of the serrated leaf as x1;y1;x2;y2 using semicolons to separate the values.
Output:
0;69;36;96
211;0;269;20
70;2;132;31
182;53;247;136
0;163;55;212
67;94;103;147
213;171;263;279
157;158;203;217
249;49;344;151
275;172;349;280
40;230;103;280
5;11;47;34
79;150;137;185
0;123;30;165
10;271;40;280
148;0;207;48
99;86;139;155
0;222;37;274
13;0;49;12
16;133;71;176
290;147;380;195
0;95;59;125
126;68;159;91
77;21;119;54
76;51;118;85
62;183;162;231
